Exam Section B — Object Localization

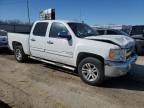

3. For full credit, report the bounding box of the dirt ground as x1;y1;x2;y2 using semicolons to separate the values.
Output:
0;49;144;108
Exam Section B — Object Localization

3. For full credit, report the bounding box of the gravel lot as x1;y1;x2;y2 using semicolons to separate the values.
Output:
0;49;144;108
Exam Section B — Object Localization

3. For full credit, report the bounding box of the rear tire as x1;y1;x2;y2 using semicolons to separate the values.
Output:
14;45;28;62
78;57;104;86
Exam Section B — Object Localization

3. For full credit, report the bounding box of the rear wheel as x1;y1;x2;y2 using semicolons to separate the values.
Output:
14;45;28;62
78;57;104;86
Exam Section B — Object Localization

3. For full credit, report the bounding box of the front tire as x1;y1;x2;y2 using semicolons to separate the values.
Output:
14;45;28;62
78;57;104;86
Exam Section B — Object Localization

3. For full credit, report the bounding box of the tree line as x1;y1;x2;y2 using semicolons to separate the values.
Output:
0;20;32;25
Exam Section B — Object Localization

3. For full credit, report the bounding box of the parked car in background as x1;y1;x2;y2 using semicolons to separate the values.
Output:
0;30;8;48
95;28;129;36
129;25;144;55
92;25;131;35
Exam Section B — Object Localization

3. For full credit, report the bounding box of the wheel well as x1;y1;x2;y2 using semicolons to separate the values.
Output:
12;41;22;49
77;52;104;66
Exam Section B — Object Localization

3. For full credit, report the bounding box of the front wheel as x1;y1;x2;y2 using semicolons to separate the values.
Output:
14;45;28;62
78;57;104;86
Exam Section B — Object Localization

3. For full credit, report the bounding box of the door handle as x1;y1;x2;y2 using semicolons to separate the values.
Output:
47;41;54;44
31;38;36;41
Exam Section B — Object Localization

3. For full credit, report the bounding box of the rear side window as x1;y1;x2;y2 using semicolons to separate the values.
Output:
49;22;69;38
33;22;48;36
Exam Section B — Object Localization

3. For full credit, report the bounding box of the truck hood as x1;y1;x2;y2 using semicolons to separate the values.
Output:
85;35;135;48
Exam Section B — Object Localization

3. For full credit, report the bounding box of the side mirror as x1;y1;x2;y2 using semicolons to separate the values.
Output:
58;32;72;40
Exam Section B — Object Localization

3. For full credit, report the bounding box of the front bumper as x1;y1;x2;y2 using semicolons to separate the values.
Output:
104;54;137;77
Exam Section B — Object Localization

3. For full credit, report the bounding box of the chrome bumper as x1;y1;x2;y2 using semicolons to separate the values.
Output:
104;54;137;77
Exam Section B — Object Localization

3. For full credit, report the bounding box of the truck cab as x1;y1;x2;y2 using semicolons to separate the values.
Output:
29;20;76;65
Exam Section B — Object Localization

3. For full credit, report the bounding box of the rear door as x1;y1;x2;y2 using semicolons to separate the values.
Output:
30;22;48;58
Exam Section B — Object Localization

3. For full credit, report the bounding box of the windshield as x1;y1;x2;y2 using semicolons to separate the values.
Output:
68;23;98;38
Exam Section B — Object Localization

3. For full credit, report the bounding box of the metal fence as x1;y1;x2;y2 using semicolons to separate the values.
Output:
0;24;31;34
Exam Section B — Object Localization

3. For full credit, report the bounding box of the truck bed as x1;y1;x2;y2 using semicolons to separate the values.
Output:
8;32;30;55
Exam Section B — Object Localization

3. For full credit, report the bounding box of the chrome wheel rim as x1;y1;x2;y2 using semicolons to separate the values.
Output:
82;63;99;82
15;49;22;61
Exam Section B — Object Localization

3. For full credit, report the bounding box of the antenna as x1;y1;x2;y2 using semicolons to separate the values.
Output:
79;9;82;22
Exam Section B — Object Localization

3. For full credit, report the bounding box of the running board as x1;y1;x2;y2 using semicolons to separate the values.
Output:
30;56;75;71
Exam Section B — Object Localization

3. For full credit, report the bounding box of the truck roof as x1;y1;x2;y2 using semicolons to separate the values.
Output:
35;20;80;24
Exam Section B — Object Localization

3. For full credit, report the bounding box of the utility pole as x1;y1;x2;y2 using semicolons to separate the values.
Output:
27;0;30;24
79;9;82;22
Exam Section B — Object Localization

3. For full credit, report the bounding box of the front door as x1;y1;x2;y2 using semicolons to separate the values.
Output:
44;22;74;65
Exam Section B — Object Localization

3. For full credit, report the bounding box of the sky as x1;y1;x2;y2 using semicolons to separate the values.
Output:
0;0;144;25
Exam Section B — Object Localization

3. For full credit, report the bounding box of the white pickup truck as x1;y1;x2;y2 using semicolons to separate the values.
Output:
8;20;137;85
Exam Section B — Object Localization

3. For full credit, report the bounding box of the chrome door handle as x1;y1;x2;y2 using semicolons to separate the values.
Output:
31;38;36;41
47;41;54;44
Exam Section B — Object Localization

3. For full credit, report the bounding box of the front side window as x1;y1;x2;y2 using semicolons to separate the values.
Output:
49;22;69;38
68;23;98;38
33;22;48;36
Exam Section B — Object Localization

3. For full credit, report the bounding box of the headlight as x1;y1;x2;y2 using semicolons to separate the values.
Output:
109;49;127;61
